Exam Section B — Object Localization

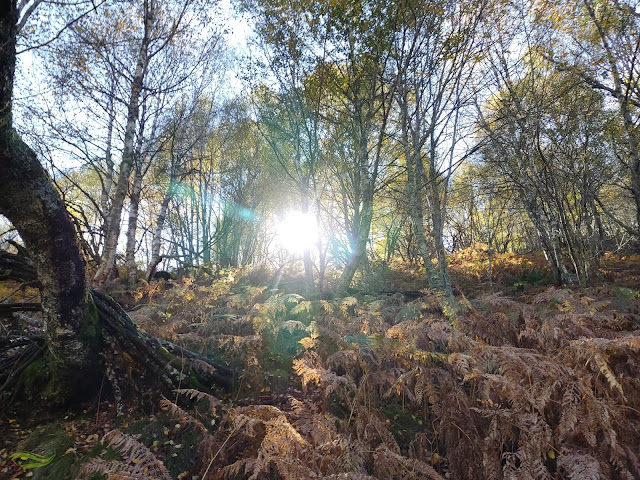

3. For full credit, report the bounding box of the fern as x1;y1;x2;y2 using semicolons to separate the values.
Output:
279;319;308;333
373;445;445;480
317;474;375;480
290;300;312;315
293;352;356;407
80;429;171;480
557;452;602;480
160;396;210;433
175;388;224;411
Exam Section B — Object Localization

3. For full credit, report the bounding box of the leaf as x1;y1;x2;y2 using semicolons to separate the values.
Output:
9;451;55;469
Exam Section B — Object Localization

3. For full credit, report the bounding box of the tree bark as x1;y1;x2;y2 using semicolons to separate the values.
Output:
300;186;315;294
99;88;116;238
425;156;454;297
146;178;175;280
399;89;441;291
0;0;99;403
94;0;155;284
125;160;144;287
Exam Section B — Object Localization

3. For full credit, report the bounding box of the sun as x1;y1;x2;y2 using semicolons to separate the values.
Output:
275;211;319;254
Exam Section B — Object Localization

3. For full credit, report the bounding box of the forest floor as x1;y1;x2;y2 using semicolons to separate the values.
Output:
1;246;640;480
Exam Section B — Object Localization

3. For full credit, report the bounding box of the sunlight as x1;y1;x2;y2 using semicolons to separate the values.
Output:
275;211;319;254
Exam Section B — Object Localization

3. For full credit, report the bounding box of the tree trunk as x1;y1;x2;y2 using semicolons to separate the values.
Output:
125;161;144;287
0;2;99;404
426;167;454;297
300;187;315;294
525;199;569;285
126;96;162;287
94;0;155;284
406;153;440;290
337;195;374;293
99;92;116;242
399;90;441;291
146;178;176;280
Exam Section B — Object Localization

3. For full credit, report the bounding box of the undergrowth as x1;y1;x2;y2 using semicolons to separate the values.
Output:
2;253;640;479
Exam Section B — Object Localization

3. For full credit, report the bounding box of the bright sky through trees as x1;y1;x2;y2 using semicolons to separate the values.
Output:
274;211;320;254
5;0;640;290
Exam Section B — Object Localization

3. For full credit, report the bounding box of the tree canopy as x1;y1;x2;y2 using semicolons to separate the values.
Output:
2;1;640;478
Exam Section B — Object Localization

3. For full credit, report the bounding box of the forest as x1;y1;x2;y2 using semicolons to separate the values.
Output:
1;0;640;478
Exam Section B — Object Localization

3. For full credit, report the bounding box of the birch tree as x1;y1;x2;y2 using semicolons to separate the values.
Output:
393;0;486;296
0;0;233;406
543;0;640;235
477;31;615;284
94;0;192;283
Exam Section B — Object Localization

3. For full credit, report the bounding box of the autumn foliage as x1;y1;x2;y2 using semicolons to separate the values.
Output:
2;253;615;480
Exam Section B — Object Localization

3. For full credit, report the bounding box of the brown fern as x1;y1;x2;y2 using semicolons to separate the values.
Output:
80;429;171;480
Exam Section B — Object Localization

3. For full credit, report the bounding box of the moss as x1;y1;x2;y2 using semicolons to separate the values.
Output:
21;422;77;480
159;346;174;361
158;347;189;371
22;352;79;408
23;355;50;398
185;373;200;389
80;294;101;342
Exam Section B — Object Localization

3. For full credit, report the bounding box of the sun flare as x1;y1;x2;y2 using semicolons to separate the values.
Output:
275;211;319;254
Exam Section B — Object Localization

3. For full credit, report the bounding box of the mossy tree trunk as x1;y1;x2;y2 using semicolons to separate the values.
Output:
0;0;101;405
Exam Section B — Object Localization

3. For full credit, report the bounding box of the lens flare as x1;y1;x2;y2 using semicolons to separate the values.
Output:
275;211;319;253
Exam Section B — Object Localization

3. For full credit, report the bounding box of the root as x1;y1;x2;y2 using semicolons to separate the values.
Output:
0;249;235;409
0;336;45;400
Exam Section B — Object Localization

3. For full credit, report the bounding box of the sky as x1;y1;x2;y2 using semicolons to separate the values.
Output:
12;0;255;168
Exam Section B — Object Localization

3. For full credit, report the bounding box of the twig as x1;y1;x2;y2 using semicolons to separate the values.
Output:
0;281;35;303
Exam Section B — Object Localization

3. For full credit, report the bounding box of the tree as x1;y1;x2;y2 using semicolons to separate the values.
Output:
543;0;640;236
254;81;322;292
1;0;102;402
145;94;211;278
124;94;164;286
93;0;190;283
392;0;486;296
22;0;225;285
246;0;328;293
321;0;398;293
0;0;232;406
477;33;615;284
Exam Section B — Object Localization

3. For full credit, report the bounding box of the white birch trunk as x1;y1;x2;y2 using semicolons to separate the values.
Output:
94;0;155;283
